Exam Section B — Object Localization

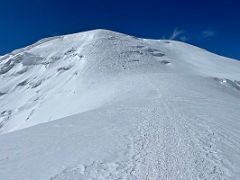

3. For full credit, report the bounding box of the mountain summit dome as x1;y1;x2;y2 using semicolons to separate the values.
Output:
0;29;240;180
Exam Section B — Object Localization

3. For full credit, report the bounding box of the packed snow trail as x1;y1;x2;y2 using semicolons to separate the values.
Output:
1;29;240;179
50;75;238;180
50;99;232;180
0;74;240;180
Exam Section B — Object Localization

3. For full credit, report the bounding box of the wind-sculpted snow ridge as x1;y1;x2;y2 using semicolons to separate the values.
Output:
0;29;240;180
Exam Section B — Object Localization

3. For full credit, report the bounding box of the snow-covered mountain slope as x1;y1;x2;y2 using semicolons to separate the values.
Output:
0;29;240;180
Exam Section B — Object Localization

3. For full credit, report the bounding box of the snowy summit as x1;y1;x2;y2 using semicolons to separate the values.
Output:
0;29;240;180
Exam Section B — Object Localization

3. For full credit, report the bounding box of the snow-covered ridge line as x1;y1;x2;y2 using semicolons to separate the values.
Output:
1;29;240;133
0;28;240;180
0;29;237;62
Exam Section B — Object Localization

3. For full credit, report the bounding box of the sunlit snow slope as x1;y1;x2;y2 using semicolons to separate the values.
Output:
0;29;240;180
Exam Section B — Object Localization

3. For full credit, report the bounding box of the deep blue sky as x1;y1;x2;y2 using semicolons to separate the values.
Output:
0;0;240;60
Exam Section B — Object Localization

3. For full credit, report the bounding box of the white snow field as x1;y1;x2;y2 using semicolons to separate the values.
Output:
0;29;240;180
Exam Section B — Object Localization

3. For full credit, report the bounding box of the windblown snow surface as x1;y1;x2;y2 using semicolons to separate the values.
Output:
0;29;240;180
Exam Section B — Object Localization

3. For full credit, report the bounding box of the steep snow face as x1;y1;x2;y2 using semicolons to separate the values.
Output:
1;29;239;133
0;29;240;180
